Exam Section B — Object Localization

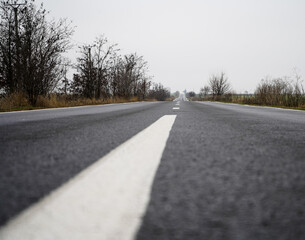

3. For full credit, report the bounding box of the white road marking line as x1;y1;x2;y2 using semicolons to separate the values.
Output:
173;107;180;110
0;115;177;240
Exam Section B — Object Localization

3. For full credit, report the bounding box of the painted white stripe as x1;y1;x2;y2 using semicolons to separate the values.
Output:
0;115;177;240
173;107;180;110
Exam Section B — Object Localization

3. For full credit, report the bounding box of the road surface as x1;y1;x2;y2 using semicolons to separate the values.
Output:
0;99;305;239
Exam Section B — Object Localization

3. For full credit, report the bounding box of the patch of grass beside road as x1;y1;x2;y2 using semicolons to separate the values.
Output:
0;93;158;112
191;95;305;111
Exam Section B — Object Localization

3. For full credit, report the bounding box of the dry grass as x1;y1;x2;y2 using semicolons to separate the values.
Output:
193;76;305;110
194;94;305;111
0;92;30;112
0;93;150;112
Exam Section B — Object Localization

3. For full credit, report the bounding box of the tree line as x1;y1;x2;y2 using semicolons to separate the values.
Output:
191;71;305;108
0;0;170;107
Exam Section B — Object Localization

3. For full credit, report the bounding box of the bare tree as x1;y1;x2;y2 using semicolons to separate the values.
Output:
57;58;72;95
93;36;118;99
0;0;73;105
74;44;97;99
200;85;210;98
73;37;121;99
109;53;151;100
0;1;18;94
209;72;231;98
148;83;170;101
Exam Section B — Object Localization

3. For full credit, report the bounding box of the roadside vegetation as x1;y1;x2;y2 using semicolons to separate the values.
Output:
189;72;305;110
0;0;170;112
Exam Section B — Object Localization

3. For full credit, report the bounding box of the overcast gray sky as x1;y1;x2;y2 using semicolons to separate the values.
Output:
36;0;305;93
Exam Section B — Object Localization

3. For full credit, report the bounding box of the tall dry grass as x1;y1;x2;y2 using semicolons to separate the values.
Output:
0;92;30;112
0;93;145;112
253;78;305;107
196;93;305;109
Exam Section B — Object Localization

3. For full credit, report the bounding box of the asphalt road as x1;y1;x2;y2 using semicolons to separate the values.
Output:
0;102;172;226
1;100;305;239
